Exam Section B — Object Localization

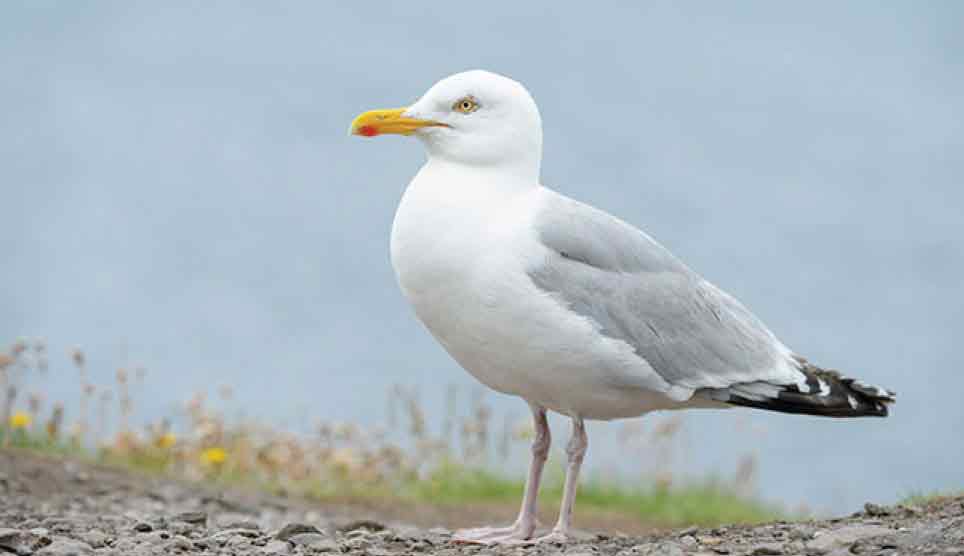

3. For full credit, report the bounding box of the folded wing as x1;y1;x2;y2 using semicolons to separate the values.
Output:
529;191;894;417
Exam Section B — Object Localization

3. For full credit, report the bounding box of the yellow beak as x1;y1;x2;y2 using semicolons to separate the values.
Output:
349;107;446;137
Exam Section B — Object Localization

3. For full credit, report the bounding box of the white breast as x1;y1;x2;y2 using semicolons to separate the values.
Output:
389;162;684;419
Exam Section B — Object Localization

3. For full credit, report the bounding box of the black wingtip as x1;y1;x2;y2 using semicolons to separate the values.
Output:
725;360;895;419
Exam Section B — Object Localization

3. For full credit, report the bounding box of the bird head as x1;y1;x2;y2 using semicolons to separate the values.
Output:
350;70;542;179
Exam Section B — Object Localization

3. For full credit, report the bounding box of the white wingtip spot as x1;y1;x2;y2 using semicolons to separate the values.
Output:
817;379;831;397
847;394;858;409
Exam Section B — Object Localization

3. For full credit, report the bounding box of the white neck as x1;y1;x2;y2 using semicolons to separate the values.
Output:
418;156;541;198
417;133;542;185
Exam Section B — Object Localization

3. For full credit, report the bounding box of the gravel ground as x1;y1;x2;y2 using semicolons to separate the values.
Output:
1;450;961;556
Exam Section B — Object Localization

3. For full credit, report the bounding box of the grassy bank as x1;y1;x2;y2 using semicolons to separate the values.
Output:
1;337;784;529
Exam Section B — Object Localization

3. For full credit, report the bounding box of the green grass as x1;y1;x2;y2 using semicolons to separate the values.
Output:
404;461;782;527
4;432;783;528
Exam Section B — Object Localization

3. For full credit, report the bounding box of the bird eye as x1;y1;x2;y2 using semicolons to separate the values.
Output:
453;97;479;114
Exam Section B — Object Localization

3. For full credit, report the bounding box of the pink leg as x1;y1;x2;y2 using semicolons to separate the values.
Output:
452;403;550;544
530;416;587;544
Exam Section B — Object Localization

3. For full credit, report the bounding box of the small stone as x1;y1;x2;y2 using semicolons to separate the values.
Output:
1;527;52;554
167;535;194;552
679;535;698;547
345;529;370;540
223;520;261;531
211;528;262;540
169;521;197;536
80;529;108;548
132;521;153;533
41;519;74;534
631;541;685;556
36;538;93;556
0;529;26;553
900;504;924;516
140;531;173;545
226;534;253;547
806;525;893;554
111;538;141;553
173;511;207;525
262;539;291;555
343;537;372;551
337;520;386;533
751;542;784;555
864;503;892;517
288;533;338;551
276;523;322;541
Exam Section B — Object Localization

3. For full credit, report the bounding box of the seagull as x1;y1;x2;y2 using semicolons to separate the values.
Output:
349;70;895;545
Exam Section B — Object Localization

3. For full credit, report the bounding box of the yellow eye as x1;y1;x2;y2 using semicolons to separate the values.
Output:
453;97;479;114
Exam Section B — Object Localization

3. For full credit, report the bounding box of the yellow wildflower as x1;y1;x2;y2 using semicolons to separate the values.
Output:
155;432;176;449
9;411;32;429
200;447;227;466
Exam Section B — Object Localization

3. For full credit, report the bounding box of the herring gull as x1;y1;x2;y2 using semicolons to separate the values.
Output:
349;70;895;544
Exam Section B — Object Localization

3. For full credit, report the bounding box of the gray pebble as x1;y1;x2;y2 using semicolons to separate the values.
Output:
630;541;685;556
111;537;142;552
131;521;152;533
36;538;93;556
0;527;23;545
80;529;108;548
863;503;892;517
172;511;207;526
226;534;254;547
750;542;784;555
337;519;386;533
166;535;194;552
223;520;261;531
805;525;893;554
276;523;322;541
343;536;373;551
167;521;198;536
212;527;261;540
137;531;172;545
287;533;338;551
262;539;292;555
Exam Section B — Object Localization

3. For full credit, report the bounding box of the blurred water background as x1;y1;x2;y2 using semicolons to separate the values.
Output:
2;2;962;514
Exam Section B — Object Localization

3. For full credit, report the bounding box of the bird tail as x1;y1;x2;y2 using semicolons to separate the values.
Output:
704;358;895;418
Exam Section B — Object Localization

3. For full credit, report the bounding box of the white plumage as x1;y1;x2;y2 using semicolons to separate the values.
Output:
350;70;894;544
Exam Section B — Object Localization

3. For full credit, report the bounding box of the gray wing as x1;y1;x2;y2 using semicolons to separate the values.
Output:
530;192;801;393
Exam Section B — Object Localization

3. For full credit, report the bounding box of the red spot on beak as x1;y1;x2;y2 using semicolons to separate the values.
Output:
358;125;379;137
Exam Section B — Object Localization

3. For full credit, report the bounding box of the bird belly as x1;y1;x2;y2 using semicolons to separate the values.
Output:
410;267;691;419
